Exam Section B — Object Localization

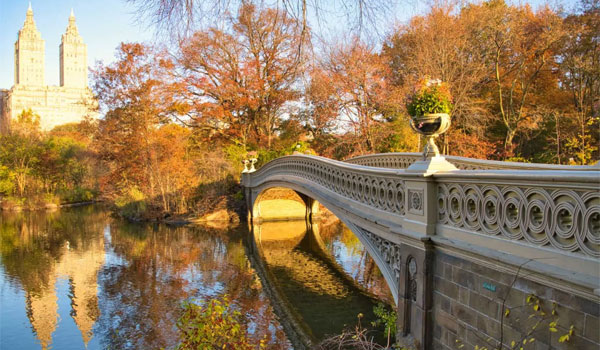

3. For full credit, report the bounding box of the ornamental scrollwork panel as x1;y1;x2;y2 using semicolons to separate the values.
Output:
438;183;600;258
360;228;402;288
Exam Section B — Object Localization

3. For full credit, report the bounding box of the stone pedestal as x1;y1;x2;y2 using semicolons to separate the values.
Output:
396;156;456;349
406;156;457;174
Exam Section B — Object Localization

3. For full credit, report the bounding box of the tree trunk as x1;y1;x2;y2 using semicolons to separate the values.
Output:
504;128;516;157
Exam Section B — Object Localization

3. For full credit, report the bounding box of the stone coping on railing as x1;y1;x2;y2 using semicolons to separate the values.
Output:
432;169;599;184
250;154;420;177
346;152;600;171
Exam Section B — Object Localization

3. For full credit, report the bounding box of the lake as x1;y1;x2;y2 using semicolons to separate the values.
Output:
0;205;392;349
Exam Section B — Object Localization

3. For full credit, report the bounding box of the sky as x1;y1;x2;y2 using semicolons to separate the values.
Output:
0;0;578;90
0;0;154;89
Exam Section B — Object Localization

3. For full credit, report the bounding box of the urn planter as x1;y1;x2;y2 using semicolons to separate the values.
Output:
409;113;451;159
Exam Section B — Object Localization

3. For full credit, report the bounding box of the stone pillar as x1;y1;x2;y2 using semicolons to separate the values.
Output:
396;158;455;349
396;241;434;350
297;193;320;221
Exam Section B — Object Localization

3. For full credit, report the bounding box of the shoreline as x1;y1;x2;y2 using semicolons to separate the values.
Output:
0;200;99;212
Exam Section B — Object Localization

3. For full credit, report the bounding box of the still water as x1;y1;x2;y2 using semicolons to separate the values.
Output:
0;205;392;349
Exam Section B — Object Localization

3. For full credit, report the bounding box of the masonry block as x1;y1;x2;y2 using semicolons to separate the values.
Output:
453;302;476;325
468;292;499;319
435;276;458;300
452;266;475;289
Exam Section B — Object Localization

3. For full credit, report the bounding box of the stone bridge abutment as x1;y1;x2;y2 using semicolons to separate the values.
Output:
242;153;600;350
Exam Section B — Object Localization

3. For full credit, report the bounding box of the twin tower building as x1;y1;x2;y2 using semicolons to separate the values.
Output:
0;4;97;132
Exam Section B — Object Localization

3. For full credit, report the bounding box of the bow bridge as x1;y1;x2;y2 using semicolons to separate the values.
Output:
242;153;599;350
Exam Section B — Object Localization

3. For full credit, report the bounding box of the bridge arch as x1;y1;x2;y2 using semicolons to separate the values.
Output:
251;185;320;222
248;181;401;305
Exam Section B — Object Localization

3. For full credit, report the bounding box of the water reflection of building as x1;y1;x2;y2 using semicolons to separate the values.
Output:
25;235;105;349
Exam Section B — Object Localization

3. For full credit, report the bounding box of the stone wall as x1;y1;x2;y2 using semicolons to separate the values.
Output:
432;251;599;350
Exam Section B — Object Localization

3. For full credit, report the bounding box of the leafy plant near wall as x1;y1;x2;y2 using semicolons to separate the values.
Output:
372;303;397;348
454;262;575;350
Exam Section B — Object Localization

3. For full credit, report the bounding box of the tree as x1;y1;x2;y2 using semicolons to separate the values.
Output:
382;3;492;154
0;110;43;197
302;66;339;139
558;0;600;164
478;0;566;155
177;4;308;148
319;38;402;154
92;42;197;214
126;0;394;41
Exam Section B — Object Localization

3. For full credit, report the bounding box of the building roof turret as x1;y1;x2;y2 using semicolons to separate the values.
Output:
65;8;80;36
19;2;42;39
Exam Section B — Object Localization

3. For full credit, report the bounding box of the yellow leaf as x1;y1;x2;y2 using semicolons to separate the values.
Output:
529;338;535;343
511;340;516;348
558;334;569;343
458;345;464;349
550;327;558;332
504;308;510;317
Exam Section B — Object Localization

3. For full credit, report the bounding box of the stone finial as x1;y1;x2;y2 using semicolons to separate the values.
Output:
248;158;257;173
242;159;250;173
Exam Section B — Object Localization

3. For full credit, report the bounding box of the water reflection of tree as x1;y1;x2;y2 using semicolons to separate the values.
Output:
96;222;289;350
0;206;106;294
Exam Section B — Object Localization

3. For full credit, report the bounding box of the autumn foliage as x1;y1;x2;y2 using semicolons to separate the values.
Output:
84;0;599;219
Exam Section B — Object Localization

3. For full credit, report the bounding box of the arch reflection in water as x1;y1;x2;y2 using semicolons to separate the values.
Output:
248;217;393;348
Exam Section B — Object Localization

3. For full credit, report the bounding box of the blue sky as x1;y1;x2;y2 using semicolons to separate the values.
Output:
0;0;577;90
0;0;153;89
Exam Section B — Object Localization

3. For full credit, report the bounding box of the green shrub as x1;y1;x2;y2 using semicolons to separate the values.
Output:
114;187;147;219
371;303;397;348
175;295;265;350
0;196;25;209
406;79;453;117
232;191;244;202
225;143;249;173
43;193;61;205
59;186;98;203
505;156;530;163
